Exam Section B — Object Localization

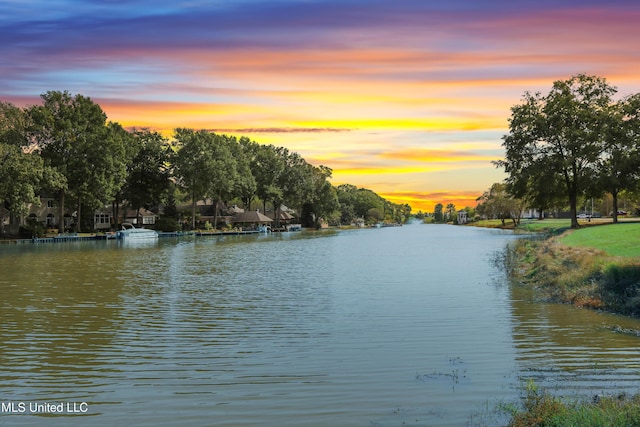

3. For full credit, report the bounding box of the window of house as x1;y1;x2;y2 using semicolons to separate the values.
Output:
143;216;155;225
94;214;110;225
47;200;54;208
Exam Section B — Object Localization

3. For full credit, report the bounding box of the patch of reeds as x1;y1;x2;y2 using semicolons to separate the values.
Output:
503;380;640;427
504;237;640;315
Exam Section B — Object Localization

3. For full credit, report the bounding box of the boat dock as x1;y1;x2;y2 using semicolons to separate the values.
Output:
10;231;190;244
4;228;295;245
195;230;260;236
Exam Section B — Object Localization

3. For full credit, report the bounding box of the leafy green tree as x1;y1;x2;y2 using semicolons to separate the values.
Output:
0;102;30;147
106;122;137;228
445;203;456;222
498;74;616;228
476;183;523;225
508;156;565;220
230;136;257;211
300;165;339;228
595;93;640;222
0;144;44;235
353;188;384;222
28;91;126;231
208;134;239;228
173;129;238;229
273;148;313;226
433;203;444;223
123;128;172;225
384;201;411;224
336;184;358;224
463;206;476;219
252;144;285;214
173;128;212;229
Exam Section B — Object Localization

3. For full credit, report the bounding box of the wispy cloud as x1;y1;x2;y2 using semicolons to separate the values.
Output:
208;127;352;134
379;148;501;163
1;0;639;211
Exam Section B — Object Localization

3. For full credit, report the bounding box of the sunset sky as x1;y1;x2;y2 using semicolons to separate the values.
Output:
2;1;640;212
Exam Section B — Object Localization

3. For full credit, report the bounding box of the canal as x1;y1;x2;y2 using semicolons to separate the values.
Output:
1;223;640;426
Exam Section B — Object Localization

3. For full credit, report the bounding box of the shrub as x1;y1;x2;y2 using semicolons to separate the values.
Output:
19;218;46;238
507;385;640;427
602;263;640;297
154;217;180;232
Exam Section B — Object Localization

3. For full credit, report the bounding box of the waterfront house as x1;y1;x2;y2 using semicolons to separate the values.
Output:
457;210;468;224
25;196;73;231
93;207;113;230
232;209;273;230
123;208;157;226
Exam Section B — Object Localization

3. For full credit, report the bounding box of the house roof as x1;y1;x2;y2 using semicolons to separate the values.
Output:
232;210;273;223
125;208;156;217
269;211;293;221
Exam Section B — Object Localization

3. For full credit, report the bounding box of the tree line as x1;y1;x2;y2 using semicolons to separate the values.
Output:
0;91;411;235
495;74;640;229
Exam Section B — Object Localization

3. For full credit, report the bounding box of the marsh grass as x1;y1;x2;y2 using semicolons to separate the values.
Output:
499;223;640;425
505;381;640;427
506;237;607;309
506;230;640;314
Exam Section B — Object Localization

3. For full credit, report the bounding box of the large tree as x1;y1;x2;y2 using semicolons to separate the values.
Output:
595;93;640;222
123;128;172;225
336;184;358;224
229;136;257;211
475;183;523;226
252;144;285;214
0;143;45;235
353;188;384;222
498;74;616;228
433;203;444;223
0;103;38;234
173;128;238;229
0;102;29;147
207;134;239;228
300;165;339;228
28;91;126;232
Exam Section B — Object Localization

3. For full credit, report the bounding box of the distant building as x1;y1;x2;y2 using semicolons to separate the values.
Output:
457;210;468;225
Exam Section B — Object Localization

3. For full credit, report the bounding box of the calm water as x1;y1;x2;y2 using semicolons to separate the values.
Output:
1;224;640;426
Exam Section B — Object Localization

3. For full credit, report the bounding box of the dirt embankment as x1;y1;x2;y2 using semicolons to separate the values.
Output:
504;236;640;317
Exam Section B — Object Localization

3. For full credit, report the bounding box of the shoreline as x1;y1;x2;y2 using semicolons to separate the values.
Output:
499;221;640;319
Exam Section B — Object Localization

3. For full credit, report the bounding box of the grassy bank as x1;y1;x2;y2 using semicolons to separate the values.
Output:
560;222;640;257
506;222;640;316
502;381;640;427
499;222;640;426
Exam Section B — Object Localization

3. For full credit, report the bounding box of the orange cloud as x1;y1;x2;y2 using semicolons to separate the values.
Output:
379;148;500;163
378;190;483;212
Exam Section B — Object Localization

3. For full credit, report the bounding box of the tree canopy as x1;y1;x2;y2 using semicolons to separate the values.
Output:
1;91;412;234
497;74;640;228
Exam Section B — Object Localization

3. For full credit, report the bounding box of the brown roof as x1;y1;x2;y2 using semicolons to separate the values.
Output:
232;210;273;223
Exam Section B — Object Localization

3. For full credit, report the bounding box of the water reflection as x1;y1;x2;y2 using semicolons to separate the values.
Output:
510;283;640;395
0;242;126;404
1;226;640;426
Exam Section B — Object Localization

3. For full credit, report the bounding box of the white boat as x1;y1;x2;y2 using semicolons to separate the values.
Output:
115;223;159;240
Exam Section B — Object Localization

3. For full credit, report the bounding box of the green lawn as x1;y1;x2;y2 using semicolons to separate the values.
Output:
517;218;572;233
560;222;640;257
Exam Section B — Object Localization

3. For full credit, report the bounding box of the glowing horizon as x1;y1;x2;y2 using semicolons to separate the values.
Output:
2;1;640;212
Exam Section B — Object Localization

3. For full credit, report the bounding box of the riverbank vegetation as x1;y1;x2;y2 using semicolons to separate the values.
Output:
502;380;640;427
496;74;640;229
0;91;411;236
498;222;640;426
505;221;640;317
